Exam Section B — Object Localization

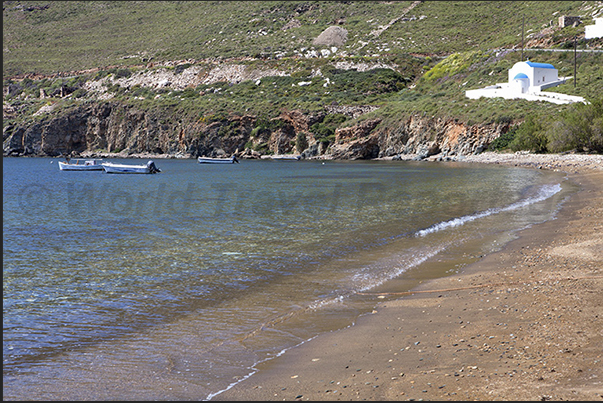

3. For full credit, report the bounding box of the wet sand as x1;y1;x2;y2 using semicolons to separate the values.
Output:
211;152;603;401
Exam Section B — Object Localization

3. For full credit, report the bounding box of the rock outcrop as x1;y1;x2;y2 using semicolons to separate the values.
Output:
377;115;505;159
312;26;348;47
327;115;507;160
3;102;508;160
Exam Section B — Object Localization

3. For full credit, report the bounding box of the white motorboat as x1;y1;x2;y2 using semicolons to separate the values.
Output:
58;159;104;171
270;154;302;160
198;156;239;164
102;160;161;174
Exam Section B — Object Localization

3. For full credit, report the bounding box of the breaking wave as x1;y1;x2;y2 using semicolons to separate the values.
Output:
415;183;562;237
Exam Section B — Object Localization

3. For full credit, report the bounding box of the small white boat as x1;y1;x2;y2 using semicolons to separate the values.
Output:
198;156;239;164
102;160;161;174
58;159;104;171
270;154;302;160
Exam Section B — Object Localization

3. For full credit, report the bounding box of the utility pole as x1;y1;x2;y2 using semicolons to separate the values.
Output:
574;35;577;88
521;15;525;61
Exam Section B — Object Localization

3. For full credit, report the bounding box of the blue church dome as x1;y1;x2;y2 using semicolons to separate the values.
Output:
513;73;529;79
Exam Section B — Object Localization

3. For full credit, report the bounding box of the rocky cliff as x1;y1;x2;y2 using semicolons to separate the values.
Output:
3;100;508;160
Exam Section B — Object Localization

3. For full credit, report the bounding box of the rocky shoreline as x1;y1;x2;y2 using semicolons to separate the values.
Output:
457;151;603;173
78;150;603;175
210;152;603;401
78;149;603;165
374;150;603;173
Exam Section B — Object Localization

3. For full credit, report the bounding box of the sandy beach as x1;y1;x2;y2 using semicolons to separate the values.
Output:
211;152;603;401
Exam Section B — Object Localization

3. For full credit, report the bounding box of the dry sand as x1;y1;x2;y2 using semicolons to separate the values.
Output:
211;152;603;401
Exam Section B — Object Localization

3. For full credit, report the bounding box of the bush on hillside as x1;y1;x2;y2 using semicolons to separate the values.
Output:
509;98;603;154
488;127;516;151
510;115;549;153
545;98;603;153
310;113;347;141
296;131;309;152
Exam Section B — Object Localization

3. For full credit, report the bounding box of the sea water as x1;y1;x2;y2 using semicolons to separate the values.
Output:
2;157;577;400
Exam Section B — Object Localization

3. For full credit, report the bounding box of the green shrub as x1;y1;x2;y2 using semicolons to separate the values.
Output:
495;115;513;125
254;114;283;131
310;113;347;139
546;98;603;153
174;64;191;74
114;68;132;79
130;85;155;99
107;83;126;95
93;70;111;81
488;127;516;151
310;122;333;138
320;134;335;146
296;131;309;152
323;113;347;126
510;115;549;153
253;142;269;153
71;88;87;99
179;87;200;99
291;69;312;78
422;51;485;82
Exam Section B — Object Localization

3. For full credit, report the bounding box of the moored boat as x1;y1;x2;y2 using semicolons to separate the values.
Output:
270;154;302;160
198;156;239;164
58;159;104;171
102;160;161;174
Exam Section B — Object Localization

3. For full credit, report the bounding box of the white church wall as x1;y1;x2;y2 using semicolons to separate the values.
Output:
508;61;559;92
529;67;559;91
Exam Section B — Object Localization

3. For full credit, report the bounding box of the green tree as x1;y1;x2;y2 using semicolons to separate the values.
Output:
510;115;548;153
296;131;309;153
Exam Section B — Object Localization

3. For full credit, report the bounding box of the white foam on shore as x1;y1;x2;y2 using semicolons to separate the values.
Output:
352;246;446;292
204;335;319;401
415;183;562;237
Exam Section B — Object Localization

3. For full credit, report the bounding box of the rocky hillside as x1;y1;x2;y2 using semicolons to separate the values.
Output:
2;57;510;160
3;1;602;160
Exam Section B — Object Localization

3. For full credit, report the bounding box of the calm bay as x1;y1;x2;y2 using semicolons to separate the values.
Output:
3;156;577;400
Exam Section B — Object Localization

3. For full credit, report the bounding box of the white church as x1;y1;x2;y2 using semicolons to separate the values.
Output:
465;60;586;104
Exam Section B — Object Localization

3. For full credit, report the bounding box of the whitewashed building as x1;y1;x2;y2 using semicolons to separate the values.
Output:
585;18;603;39
508;61;561;92
465;60;586;104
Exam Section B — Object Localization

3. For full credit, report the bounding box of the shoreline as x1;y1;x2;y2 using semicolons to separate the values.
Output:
30;149;603;172
211;154;603;401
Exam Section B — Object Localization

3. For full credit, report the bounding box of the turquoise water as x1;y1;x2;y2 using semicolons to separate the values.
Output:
2;157;576;400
